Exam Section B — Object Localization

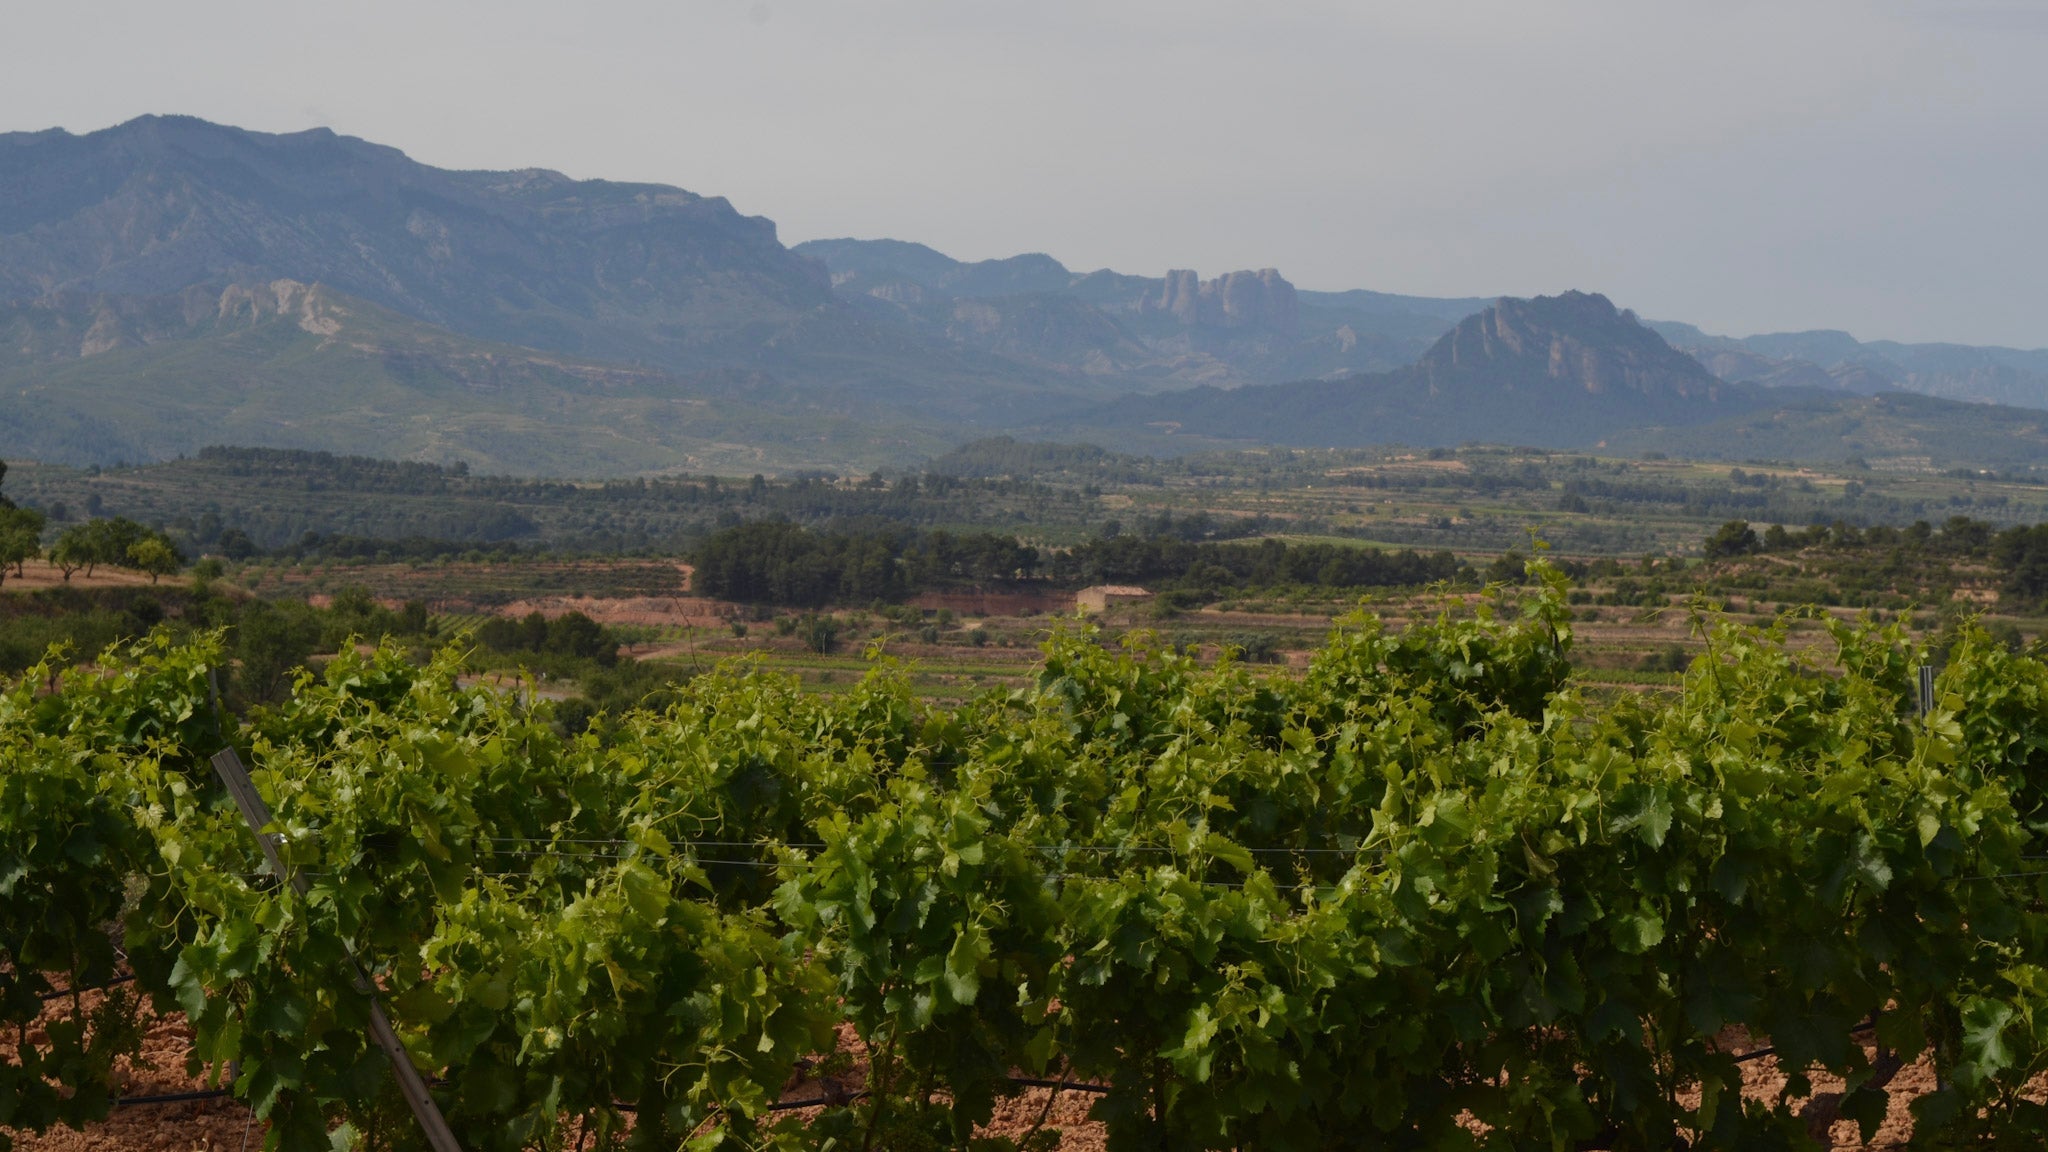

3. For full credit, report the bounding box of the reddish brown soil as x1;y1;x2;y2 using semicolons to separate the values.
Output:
484;565;740;629
0;559;158;594
7;998;2002;1152
491;593;735;630
907;589;1076;617
4;992;260;1151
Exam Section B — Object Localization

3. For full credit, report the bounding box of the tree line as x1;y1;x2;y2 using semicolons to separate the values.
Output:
0;460;44;585
692;521;1041;606
1703;514;2048;605
24;447;1088;556
1051;532;1460;592
692;519;1462;607
0;462;183;587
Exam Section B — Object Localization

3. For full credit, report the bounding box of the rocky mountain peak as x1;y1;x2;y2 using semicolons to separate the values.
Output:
1418;290;1723;400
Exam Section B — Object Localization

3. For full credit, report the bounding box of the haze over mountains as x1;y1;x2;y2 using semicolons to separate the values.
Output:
2;115;838;363
1079;292;1746;446
793;238;1488;387
3;115;2047;474
1068;293;2048;468
1649;322;2048;412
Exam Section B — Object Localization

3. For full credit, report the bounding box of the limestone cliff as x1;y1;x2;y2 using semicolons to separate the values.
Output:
1139;268;1299;334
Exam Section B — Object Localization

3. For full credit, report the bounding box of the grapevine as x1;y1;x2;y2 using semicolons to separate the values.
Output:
6;564;2048;1149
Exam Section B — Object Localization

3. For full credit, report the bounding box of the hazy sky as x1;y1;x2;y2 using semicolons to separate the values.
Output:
7;0;2047;347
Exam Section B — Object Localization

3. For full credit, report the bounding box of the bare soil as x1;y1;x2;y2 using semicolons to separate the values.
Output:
908;589;1076;617
491;593;735;630
0;559;157;594
3;996;2004;1152
4;992;259;1152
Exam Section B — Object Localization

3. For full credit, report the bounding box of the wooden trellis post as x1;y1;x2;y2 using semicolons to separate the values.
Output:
209;748;463;1152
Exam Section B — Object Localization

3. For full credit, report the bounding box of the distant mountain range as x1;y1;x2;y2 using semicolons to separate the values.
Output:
793;238;1488;387
2;116;840;364
0;116;1092;454
1647;322;2048;411
1070;292;1747;446
2;115;2046;474
1064;293;2048;467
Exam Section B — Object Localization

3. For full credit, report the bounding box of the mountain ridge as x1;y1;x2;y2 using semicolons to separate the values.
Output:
1053;292;2048;468
0;116;992;387
1064;291;1761;450
1415;291;1728;403
794;236;1490;387
1648;319;2048;410
3;115;2047;474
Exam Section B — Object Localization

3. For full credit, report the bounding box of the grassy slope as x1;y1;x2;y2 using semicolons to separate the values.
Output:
0;289;953;474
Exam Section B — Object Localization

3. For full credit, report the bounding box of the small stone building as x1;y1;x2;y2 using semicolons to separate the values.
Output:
1075;585;1153;612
